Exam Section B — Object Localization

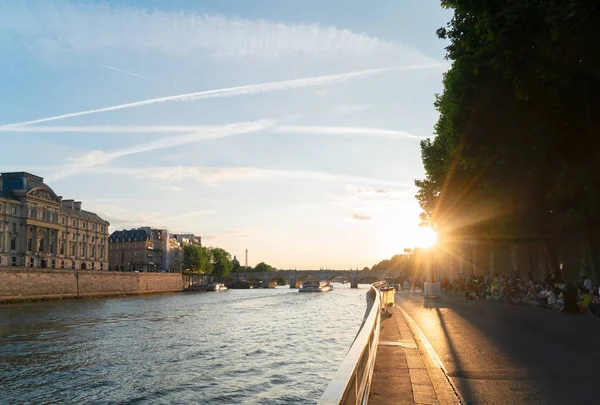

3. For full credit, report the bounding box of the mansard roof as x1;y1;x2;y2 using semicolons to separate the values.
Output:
61;205;108;224
109;228;152;243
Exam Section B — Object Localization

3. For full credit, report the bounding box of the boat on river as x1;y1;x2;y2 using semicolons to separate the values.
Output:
299;280;333;293
207;283;228;292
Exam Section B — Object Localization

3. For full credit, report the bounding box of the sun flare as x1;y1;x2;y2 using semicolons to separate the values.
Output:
414;227;437;248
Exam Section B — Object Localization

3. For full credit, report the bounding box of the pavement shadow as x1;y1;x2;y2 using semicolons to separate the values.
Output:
428;292;600;404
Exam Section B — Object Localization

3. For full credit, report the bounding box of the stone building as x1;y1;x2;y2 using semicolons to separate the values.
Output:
168;236;184;273
108;227;170;272
0;172;110;270
172;233;202;246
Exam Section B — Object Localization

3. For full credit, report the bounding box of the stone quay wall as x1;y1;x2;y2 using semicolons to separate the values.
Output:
0;268;184;303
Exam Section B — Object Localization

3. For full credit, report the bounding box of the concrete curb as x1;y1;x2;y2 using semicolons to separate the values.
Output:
395;303;465;405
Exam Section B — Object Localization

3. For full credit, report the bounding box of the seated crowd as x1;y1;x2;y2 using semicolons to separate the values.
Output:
435;272;600;317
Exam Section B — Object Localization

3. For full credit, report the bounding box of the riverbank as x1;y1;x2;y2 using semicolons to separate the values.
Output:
0;268;184;303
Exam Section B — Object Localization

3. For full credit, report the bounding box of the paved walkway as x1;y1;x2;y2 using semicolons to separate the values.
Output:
369;300;462;405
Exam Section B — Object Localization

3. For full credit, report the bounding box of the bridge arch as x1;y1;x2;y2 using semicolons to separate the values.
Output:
266;275;289;288
357;276;380;285
295;274;319;289
326;274;350;283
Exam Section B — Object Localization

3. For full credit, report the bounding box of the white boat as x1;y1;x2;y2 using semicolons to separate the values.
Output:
207;283;228;292
299;280;333;293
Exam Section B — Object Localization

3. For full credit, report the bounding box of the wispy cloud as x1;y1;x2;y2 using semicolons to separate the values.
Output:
88;204;217;231
0;124;425;140
274;125;425;139
2;63;446;128
48;120;276;180
352;214;372;221
97;63;170;85
2;67;388;127
0;125;231;133
82;166;408;187
0;2;435;61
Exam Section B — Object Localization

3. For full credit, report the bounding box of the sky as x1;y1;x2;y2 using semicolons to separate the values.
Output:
0;0;452;269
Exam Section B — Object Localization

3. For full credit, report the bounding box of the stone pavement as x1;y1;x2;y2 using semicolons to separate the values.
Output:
368;302;462;405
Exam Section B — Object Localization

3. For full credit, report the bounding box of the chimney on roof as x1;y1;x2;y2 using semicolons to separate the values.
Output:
74;201;82;210
62;199;75;209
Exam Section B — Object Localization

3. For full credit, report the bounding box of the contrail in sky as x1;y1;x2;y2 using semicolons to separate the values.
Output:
97;63;170;85
2;63;446;128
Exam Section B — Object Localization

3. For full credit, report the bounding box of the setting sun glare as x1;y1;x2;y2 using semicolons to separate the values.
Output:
414;227;438;248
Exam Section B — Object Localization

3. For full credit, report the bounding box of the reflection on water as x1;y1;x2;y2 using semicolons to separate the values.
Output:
0;284;367;404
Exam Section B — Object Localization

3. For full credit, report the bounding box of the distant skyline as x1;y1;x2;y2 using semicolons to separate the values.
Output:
0;0;452;268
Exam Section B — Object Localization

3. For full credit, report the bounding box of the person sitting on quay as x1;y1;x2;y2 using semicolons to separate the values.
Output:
579;287;593;314
589;288;600;318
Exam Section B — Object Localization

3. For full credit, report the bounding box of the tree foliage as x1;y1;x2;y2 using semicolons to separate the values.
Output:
183;245;212;274
417;0;600;242
253;262;274;272
210;247;234;280
372;254;408;272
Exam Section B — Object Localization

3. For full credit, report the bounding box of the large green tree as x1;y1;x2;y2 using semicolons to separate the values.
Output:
210;247;234;280
417;0;600;250
182;245;212;273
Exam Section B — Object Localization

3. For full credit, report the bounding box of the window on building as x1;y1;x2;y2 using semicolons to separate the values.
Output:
50;241;54;254
12;257;17;266
39;239;45;253
72;219;76;227
101;225;104;232
28;238;32;251
49;213;54;222
99;246;104;258
30;257;34;267
82;222;87;229
61;261;65;269
11;206;16;215
80;245;86;256
10;236;16;250
72;260;75;269
71;244;76;256
12;223;16;232
29;208;33;217
38;210;44;220
91;246;96;258
52;259;56;269
61;217;65;225
60;242;64;255
92;224;96;231
71;233;75;240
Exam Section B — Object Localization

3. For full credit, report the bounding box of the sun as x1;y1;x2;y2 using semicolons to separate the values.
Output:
414;227;437;248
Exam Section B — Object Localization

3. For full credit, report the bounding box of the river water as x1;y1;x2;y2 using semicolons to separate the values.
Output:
1;284;368;404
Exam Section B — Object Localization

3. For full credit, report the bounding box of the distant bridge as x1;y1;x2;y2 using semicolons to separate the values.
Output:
225;268;403;289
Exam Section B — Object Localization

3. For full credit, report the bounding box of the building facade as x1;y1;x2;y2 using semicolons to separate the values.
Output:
108;227;170;272
0;172;110;270
172;233;202;246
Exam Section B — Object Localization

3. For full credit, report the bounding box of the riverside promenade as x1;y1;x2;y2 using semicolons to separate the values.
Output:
369;293;462;405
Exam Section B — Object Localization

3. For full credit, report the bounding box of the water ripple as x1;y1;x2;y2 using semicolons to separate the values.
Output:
1;285;367;404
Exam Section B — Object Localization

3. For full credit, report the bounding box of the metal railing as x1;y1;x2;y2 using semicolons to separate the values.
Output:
318;283;382;404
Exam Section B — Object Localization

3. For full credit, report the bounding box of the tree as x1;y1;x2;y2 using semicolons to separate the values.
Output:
416;0;600;271
210;247;233;280
183;245;212;273
254;262;274;273
362;267;371;271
